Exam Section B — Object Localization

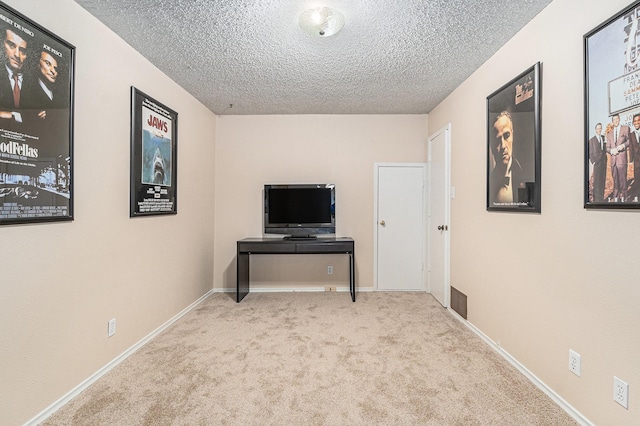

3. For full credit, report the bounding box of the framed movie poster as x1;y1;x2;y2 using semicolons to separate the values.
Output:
0;1;74;225
486;62;541;213
130;87;177;217
584;1;640;208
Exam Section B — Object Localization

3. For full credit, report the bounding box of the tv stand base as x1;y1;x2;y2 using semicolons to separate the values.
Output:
283;235;317;241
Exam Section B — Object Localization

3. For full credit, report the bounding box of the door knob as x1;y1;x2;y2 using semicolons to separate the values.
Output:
379;220;386;226
437;225;448;231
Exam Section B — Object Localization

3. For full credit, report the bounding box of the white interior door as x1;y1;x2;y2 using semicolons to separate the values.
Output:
375;164;426;291
428;125;451;307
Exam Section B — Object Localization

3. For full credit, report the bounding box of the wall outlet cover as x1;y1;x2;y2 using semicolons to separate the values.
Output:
569;349;581;377
108;318;116;337
613;376;629;409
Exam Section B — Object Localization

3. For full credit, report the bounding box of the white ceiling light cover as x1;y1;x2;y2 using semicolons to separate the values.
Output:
299;7;345;37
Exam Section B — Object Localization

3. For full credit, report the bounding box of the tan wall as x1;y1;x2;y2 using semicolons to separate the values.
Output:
427;0;639;423
1;1;216;424
214;115;427;291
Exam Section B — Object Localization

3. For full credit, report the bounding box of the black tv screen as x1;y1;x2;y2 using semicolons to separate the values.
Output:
264;184;335;238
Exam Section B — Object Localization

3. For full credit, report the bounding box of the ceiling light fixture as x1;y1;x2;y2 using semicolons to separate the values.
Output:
299;7;345;37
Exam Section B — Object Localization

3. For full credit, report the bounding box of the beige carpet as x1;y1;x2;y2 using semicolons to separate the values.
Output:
42;292;577;425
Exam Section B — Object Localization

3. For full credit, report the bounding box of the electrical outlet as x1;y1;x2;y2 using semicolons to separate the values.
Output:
327;265;333;275
568;349;581;377
108;318;116;337
613;376;629;409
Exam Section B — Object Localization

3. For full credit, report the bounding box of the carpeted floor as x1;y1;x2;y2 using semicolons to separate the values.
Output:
42;292;578;425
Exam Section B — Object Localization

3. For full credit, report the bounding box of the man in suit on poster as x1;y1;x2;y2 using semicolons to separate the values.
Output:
16;46;68;159
589;122;607;202
24;48;64;110
489;111;528;205
606;113;631;201
0;23;35;126
628;113;640;199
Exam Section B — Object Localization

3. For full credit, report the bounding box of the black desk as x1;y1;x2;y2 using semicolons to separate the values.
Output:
236;237;355;303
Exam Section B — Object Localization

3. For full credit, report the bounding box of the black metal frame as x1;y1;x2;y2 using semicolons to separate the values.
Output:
486;62;542;213
584;0;640;209
0;1;75;225
130;87;178;217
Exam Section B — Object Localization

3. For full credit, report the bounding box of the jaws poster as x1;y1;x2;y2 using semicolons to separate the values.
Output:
130;87;177;217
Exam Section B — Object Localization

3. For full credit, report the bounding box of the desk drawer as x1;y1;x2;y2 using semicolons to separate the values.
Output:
238;243;293;253
295;242;353;253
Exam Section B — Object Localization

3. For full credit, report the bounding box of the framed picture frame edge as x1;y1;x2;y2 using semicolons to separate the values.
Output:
0;0;76;225
129;86;178;217
583;0;640;210
486;61;542;213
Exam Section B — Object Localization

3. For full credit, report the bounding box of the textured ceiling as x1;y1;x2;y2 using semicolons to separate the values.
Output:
73;0;552;115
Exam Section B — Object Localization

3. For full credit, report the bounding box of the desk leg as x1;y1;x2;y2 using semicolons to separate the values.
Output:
237;252;250;302
349;252;356;302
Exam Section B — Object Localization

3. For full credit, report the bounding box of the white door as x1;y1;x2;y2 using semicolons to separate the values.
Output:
375;163;426;291
428;125;451;307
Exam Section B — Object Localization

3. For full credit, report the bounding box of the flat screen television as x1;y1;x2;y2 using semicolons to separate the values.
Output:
264;184;335;239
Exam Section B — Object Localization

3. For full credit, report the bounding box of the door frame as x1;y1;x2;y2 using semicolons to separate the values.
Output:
373;162;428;291
427;124;452;307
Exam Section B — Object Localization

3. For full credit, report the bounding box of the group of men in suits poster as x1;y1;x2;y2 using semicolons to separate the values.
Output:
589;111;640;203
584;3;640;206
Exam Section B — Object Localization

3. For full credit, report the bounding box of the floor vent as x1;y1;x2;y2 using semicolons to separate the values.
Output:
450;286;467;319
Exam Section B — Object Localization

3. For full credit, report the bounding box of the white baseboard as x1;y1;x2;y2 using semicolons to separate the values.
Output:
24;289;215;426
213;286;375;293
447;308;593;426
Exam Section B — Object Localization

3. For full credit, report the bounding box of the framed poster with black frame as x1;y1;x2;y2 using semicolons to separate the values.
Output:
0;1;75;225
130;87;177;217
486;62;541;213
584;1;640;209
